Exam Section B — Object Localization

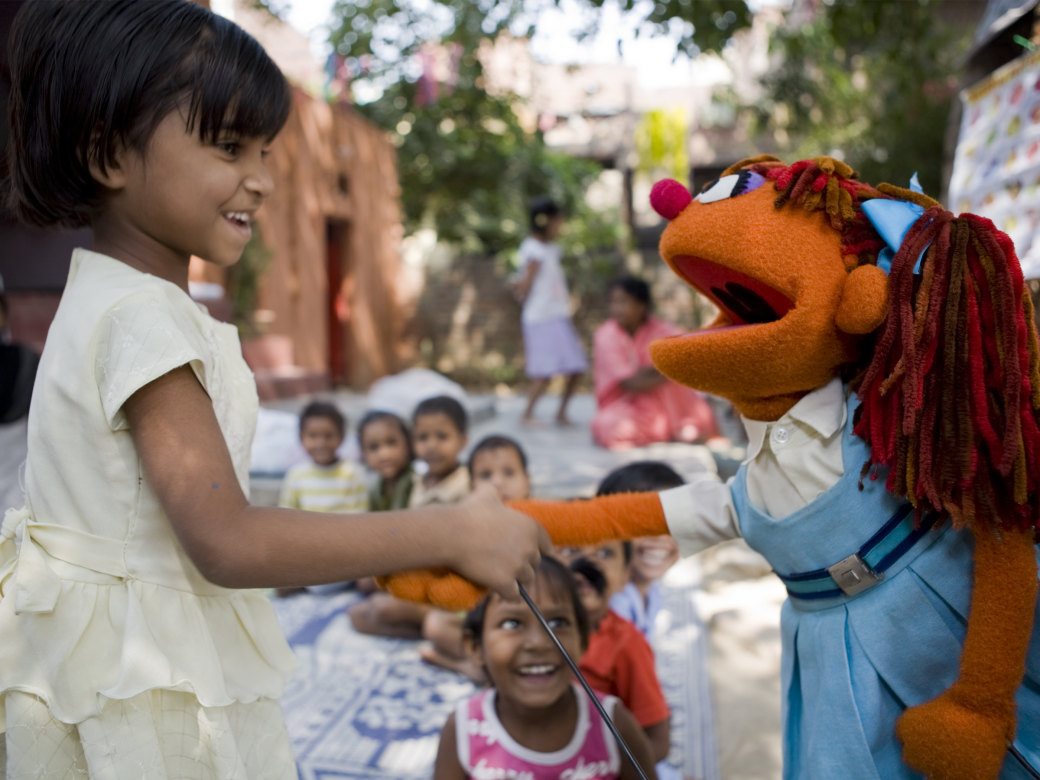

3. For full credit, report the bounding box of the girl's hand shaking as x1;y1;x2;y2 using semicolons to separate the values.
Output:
447;483;552;601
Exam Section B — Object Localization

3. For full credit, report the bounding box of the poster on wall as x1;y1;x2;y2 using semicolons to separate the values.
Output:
948;47;1040;280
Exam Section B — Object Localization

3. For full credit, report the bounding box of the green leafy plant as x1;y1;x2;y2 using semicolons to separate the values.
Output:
735;0;972;196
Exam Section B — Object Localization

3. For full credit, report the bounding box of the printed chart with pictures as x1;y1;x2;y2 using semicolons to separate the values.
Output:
949;48;1040;280
272;576;718;780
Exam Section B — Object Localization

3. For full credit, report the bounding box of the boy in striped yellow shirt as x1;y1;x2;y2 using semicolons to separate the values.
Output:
279;402;369;514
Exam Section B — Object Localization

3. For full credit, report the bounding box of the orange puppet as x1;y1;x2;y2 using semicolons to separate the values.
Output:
382;156;1040;780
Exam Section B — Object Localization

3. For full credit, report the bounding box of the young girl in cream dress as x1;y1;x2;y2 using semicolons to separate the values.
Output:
0;2;548;777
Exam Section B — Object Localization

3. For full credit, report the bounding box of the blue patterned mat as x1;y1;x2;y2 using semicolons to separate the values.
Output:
273;564;718;780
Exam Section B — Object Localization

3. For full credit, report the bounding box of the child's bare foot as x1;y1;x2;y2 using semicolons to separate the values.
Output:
418;642;487;685
520;416;544;428
555;415;576;428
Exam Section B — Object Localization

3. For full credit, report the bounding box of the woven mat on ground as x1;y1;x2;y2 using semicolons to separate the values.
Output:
273;564;718;780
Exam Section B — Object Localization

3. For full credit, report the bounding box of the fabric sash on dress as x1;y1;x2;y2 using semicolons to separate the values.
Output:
1;506;128;615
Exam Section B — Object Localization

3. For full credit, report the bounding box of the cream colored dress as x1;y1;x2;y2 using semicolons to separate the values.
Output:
0;250;299;779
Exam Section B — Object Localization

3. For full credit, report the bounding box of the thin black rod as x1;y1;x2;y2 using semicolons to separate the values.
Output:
1010;744;1040;780
518;582;651;780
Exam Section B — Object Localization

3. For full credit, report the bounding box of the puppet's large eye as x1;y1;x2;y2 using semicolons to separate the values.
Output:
696;170;766;204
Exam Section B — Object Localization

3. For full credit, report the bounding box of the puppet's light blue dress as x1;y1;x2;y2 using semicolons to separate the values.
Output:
732;393;1040;780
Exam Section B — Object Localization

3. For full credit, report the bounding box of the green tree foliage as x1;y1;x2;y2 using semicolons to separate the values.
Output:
576;0;750;58
741;0;973;196
356;67;618;255
313;0;752;255
324;0;750;82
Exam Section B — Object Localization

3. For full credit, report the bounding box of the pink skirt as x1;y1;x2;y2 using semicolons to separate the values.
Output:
522;317;588;379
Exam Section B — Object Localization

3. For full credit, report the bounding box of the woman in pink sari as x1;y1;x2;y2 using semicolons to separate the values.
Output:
591;276;718;450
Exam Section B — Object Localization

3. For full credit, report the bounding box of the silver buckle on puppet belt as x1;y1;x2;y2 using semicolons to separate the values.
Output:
826;554;884;597
775;504;939;601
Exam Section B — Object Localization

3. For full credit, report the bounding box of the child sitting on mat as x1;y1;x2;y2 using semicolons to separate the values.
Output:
278;402;368;514
468;435;532;504
409;396;471;507
349;396;472;636
277;402;369;596
598;463;684;641
433;556;657;780
353;410;415;595
359;410;415;512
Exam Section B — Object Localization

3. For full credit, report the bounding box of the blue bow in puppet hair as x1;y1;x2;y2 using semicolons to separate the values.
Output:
861;173;929;275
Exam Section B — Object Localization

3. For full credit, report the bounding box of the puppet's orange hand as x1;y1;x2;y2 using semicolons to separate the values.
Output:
377;492;669;610
897;689;1012;780
375;569;484;613
897;523;1037;780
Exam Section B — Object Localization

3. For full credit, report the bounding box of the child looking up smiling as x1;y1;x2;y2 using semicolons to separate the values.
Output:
410;396;471;507
433;556;657;780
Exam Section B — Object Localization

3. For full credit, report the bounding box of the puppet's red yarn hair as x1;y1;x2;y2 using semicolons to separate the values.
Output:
855;210;1040;532
725;155;1040;532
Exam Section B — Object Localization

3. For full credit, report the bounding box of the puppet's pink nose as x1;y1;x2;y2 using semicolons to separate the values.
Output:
650;179;693;221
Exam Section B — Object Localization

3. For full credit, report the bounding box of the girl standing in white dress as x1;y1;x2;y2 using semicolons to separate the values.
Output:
0;2;548;777
515;197;588;427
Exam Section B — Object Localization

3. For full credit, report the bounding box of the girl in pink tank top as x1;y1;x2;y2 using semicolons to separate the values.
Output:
433;557;658;780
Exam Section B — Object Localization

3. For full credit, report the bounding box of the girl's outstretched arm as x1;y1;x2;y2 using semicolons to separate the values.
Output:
432;713;468;780
125;365;551;597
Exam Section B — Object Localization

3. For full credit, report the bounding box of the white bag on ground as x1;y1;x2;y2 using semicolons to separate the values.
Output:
366;368;468;421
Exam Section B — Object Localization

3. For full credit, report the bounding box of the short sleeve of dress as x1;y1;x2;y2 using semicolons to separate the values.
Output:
93;292;208;431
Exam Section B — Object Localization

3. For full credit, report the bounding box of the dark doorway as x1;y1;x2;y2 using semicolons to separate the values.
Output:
326;221;352;386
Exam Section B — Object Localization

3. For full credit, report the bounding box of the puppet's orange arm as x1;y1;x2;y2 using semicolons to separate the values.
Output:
897;524;1038;780
376;493;668;611
509;492;668;545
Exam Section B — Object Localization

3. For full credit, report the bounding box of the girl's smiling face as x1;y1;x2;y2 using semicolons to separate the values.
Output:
92;107;275;274
473;576;585;713
361;418;412;480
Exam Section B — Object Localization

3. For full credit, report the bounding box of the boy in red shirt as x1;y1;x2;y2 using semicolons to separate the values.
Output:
556;542;671;764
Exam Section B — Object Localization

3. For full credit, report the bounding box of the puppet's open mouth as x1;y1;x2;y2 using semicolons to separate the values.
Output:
672;255;794;326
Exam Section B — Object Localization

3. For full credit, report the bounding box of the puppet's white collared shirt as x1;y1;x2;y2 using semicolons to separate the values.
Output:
661;378;848;557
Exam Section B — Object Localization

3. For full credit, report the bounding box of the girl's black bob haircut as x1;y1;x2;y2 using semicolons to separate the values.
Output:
5;0;292;229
